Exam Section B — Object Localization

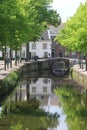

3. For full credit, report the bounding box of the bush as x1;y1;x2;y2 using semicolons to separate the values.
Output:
10;99;40;115
0;71;20;100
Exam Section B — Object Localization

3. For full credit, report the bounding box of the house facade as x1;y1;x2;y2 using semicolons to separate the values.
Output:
49;24;66;58
5;24;66;60
29;40;51;59
13;78;52;102
28;24;66;60
29;29;51;59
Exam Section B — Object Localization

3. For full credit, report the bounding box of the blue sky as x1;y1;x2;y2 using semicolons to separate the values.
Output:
52;0;86;22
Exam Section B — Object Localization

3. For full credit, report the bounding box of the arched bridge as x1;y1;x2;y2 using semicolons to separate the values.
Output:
20;57;71;76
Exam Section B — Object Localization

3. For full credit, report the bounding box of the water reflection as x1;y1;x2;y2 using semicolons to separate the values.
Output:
55;83;87;130
0;73;87;130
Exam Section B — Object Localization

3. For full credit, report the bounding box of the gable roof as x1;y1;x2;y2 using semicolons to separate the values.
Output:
49;24;65;36
40;30;49;40
38;24;65;41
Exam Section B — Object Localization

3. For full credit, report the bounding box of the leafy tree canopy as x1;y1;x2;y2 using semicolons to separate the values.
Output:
0;0;60;49
55;1;87;53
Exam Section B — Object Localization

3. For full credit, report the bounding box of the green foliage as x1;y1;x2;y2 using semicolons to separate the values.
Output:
56;1;87;53
3;71;19;86
10;123;23;130
0;0;59;50
9;98;53;117
0;71;19;100
10;99;40;115
0;114;58;130
55;84;87;130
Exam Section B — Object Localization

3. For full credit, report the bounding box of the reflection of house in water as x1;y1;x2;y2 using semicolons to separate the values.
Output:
14;83;27;101
12;77;82;130
30;78;52;106
13;77;70;130
40;93;61;112
30;78;51;95
14;78;52;105
13;78;76;103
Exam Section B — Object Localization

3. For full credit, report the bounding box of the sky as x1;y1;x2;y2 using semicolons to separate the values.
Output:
52;0;86;22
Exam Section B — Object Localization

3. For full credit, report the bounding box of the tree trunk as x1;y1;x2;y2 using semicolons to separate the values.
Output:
78;53;81;68
4;46;6;70
85;54;87;71
15;50;17;66
10;49;12;68
20;46;22;63
26;83;29;100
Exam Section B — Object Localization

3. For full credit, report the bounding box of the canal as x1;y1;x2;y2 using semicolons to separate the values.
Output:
0;70;87;130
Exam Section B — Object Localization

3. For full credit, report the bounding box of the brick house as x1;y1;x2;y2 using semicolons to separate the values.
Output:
49;24;66;58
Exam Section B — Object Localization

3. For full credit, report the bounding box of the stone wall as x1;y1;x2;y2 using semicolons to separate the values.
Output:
20;60;50;74
20;58;70;75
73;65;87;88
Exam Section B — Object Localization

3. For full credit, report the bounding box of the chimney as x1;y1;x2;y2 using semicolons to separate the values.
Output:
48;28;51;40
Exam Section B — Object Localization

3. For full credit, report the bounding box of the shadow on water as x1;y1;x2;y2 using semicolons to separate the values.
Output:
24;69;70;78
0;70;87;130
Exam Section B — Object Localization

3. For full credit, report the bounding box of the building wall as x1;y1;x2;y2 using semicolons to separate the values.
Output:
51;36;66;58
30;78;52;95
29;40;51;59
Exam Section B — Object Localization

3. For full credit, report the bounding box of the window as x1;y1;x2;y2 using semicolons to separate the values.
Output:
31;52;36;58
32;87;36;93
32;43;36;49
43;78;48;84
44;52;48;58
43;43;47;49
43;87;47;93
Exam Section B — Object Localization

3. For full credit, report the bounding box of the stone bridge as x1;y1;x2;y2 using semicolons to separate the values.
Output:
20;57;71;74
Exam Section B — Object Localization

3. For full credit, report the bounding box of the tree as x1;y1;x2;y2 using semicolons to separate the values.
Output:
23;0;60;61
0;0;60;68
55;1;87;70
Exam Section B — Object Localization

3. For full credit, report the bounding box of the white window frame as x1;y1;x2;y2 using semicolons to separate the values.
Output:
43;43;47;49
32;43;36;49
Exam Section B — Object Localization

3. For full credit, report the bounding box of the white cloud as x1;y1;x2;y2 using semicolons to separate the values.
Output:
52;0;86;22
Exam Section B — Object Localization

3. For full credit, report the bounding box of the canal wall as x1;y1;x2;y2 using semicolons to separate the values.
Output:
20;58;70;74
20;58;70;75
20;60;50;74
0;58;70;80
73;65;87;88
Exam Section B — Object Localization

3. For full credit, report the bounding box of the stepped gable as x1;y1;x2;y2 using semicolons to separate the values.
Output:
50;24;65;36
38;24;65;41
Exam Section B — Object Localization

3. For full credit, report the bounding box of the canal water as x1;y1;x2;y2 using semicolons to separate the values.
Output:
0;70;87;130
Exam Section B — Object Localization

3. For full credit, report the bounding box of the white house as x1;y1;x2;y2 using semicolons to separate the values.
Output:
29;29;52;59
29;25;65;59
30;78;52;95
13;78;52;103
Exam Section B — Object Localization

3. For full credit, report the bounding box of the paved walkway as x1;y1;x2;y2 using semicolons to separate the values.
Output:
73;64;87;88
73;64;87;77
0;61;24;80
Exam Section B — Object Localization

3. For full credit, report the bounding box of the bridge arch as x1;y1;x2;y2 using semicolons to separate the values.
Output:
21;57;70;76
